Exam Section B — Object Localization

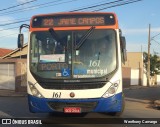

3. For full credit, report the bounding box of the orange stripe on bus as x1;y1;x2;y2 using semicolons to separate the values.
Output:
29;25;118;32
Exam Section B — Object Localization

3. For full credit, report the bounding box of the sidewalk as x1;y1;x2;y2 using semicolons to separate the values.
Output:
124;85;160;108
0;89;27;97
125;97;160;109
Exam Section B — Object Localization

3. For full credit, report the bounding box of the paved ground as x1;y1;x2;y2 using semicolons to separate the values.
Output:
0;89;27;97
124;85;160;109
0;85;160;108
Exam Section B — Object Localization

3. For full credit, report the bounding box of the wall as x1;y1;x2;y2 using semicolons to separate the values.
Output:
122;67;141;87
122;52;143;86
0;59;27;92
122;67;131;88
130;69;139;85
157;75;160;85
143;73;147;86
123;52;143;69
0;63;15;90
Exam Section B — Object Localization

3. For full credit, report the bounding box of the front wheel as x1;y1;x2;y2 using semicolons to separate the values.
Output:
108;93;125;116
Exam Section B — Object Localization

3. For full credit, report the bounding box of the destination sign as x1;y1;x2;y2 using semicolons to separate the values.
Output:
32;14;115;27
38;63;68;71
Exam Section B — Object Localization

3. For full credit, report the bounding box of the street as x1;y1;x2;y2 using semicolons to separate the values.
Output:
0;98;159;127
0;96;160;118
0;86;160;127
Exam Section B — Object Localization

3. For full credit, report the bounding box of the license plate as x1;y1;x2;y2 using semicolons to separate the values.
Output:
64;107;81;113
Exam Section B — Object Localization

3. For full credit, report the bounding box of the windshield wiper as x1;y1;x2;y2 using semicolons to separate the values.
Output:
48;28;60;42
76;26;95;49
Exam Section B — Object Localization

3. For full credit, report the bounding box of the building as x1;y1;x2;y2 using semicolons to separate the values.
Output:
0;45;27;91
0;48;13;59
122;52;144;87
2;43;27;59
122;52;160;87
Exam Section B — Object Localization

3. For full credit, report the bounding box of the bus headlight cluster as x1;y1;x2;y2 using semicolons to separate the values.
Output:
102;80;119;98
28;81;43;98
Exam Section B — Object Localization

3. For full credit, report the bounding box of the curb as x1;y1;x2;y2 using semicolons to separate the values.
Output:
0;94;27;97
125;98;160;110
124;85;160;90
0;90;27;97
125;97;151;104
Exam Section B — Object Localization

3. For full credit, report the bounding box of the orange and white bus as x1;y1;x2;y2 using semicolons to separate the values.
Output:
18;12;127;116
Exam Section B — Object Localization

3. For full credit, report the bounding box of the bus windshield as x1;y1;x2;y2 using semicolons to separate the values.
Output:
30;29;117;79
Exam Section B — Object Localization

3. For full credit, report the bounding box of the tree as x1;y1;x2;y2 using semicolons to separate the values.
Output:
143;52;160;76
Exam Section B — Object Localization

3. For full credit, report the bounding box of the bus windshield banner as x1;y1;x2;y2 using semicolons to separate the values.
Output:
32;14;115;27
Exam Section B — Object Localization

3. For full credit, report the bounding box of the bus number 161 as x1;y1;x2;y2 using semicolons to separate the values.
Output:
53;92;61;98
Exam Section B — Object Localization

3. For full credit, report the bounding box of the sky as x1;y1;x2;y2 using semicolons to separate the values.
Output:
0;0;160;55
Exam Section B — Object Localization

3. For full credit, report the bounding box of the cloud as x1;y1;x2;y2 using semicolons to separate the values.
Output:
0;27;28;49
151;27;160;33
126;42;143;52
16;0;30;4
122;27;160;36
0;27;19;38
0;26;28;41
0;16;16;25
122;28;149;36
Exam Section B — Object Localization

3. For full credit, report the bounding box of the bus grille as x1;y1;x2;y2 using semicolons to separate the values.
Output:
48;101;98;112
40;82;106;90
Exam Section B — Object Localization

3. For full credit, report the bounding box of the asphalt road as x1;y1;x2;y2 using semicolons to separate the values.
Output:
0;86;160;127
0;96;159;118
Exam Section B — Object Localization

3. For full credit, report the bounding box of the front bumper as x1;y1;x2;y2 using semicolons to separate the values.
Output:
28;92;123;113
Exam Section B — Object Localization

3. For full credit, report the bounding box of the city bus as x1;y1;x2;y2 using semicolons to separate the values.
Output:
18;12;127;116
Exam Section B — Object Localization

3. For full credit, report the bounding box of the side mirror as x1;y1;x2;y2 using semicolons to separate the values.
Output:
18;34;24;48
120;36;127;63
121;36;126;49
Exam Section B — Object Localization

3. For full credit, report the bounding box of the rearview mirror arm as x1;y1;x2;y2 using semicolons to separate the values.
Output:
19;24;30;34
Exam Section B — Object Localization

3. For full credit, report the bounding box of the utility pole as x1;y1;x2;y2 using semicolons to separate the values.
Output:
147;24;151;87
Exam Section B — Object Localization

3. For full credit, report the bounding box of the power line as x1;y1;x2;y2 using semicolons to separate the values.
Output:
0;0;37;12
70;0;124;12
0;26;19;32
0;33;18;38
0;19;29;26
0;0;68;16
0;0;142;27
0;17;30;24
69;0;142;12
0;0;75;26
152;39;160;46
0;0;142;36
151;33;160;39
0;0;77;27
0;30;28;39
66;0;107;12
92;0;143;11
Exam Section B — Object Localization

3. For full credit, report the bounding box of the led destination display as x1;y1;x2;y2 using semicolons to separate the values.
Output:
32;14;115;27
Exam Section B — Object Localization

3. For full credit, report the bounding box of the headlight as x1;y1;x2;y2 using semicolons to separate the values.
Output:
102;80;120;98
28;81;43;98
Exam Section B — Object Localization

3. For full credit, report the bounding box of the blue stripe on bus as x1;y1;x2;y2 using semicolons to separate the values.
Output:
28;92;123;113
